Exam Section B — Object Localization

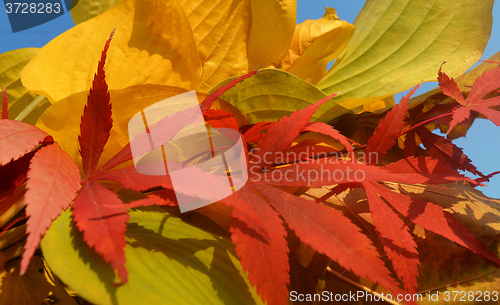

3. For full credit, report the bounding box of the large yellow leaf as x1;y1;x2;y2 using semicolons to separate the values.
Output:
317;0;494;109
71;0;124;25
21;0;296;103
280;7;354;84
21;0;202;103
0;48;49;124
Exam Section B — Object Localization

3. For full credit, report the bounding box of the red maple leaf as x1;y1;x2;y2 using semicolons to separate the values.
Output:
20;143;80;274
365;85;420;163
438;64;500;132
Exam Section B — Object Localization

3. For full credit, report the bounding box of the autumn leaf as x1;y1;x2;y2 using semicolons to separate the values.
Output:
0;120;50;166
79;30;114;179
253;184;407;296
362;181;419;294
72;180;129;284
369;181;500;266
20;143;80;275
438;64;500;133
365;85;420;163
227;186;289;305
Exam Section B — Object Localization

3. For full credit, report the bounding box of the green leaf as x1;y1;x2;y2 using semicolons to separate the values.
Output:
70;0;124;25
209;69;351;124
317;0;494;109
41;206;264;305
0;48;49;123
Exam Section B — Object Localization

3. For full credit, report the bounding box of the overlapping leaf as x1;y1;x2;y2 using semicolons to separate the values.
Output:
20;0;295;102
0;120;49;166
438;65;500;132
20;143;80;275
365;85;419;162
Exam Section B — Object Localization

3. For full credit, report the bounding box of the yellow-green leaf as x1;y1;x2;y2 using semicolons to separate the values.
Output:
209;69;351;123
21;0;202;103
70;0;124;25
41;206;264;305
280;7;354;85
317;0;494;109
0;48;50;124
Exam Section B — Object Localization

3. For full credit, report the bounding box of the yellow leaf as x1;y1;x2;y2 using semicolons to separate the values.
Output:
21;0;296;103
71;0;124;25
280;7;354;84
247;0;296;70
166;0;296;91
21;0;202;103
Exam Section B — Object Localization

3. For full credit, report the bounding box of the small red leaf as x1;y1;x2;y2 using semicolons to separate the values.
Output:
21;144;80;274
79;31;115;179
2;88;8;119
254;184;406;296
72;180;129;284
229;186;289;305
363;182;419;293
0;120;49;166
438;64;465;105
365;85;419;162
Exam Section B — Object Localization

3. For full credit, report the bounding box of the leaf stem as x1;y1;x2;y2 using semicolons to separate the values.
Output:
399;109;455;136
15;95;48;121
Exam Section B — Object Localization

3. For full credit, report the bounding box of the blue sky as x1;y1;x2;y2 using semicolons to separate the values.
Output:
1;0;499;197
